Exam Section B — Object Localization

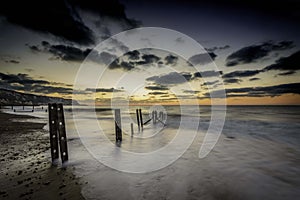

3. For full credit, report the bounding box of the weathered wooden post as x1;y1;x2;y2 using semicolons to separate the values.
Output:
152;111;154;124
48;103;69;164
48;103;59;163
115;109;122;141
136;109;140;131
154;111;157;124
139;109;143;131
57;103;68;163
131;123;134;136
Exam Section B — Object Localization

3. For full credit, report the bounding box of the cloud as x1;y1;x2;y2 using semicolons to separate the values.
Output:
223;78;242;84
0;1;94;45
226;41;295;66
107;52;163;71
277;71;296;76
5;59;19;64
148;91;168;95
146;72;192;85
41;41;92;62
193;70;222;78
188;52;217;65
263;51;300;72
26;44;42;52
206;82;300;98
164;55;178;65
141;54;160;64
70;0;141;29
0;73;49;85
183;90;200;94
222;70;262;78
249;77;260;81
202;80;219;86
85;87;123;93
0;72;77;95
205;45;230;52
0;0;139;46
124;50;140;60
108;59;135;71
0;55;20;64
145;85;169;91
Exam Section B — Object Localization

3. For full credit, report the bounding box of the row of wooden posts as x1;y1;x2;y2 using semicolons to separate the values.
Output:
47;106;166;164
115;109;166;142
0;105;47;113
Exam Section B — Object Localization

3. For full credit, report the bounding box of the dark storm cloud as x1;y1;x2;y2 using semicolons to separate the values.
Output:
204;82;300;98
263;51;300;72
226;41;294;66
223;78;242;84
0;1;94;45
0;0;139;45
193;70;222;78
33;40;120;64
41;41;92;62
222;70;262;79
146;72;192;85
85;87;123;93
0;72;78;94
164;55;178;65
188;52;217;65
144;85;169;91
69;0;141;28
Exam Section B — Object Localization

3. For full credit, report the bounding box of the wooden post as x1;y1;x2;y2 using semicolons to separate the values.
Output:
115;109;122;141
57;103;68;163
154;111;157;124
136;109;140;131
152;111;154;124
48;103;59;163
131;123;134;136
11;105;13;110
23;105;24;110
139;109;143;131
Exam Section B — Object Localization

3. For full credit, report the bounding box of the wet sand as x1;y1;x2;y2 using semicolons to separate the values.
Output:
0;111;84;200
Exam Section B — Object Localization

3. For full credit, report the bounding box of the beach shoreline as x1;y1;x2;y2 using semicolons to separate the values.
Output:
0;111;84;200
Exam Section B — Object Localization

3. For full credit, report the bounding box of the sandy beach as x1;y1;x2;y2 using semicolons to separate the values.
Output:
0;111;84;200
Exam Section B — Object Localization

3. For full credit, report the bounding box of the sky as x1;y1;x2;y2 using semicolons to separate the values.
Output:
0;0;299;105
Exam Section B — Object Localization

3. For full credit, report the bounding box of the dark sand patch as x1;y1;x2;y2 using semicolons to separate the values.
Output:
0;111;84;200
